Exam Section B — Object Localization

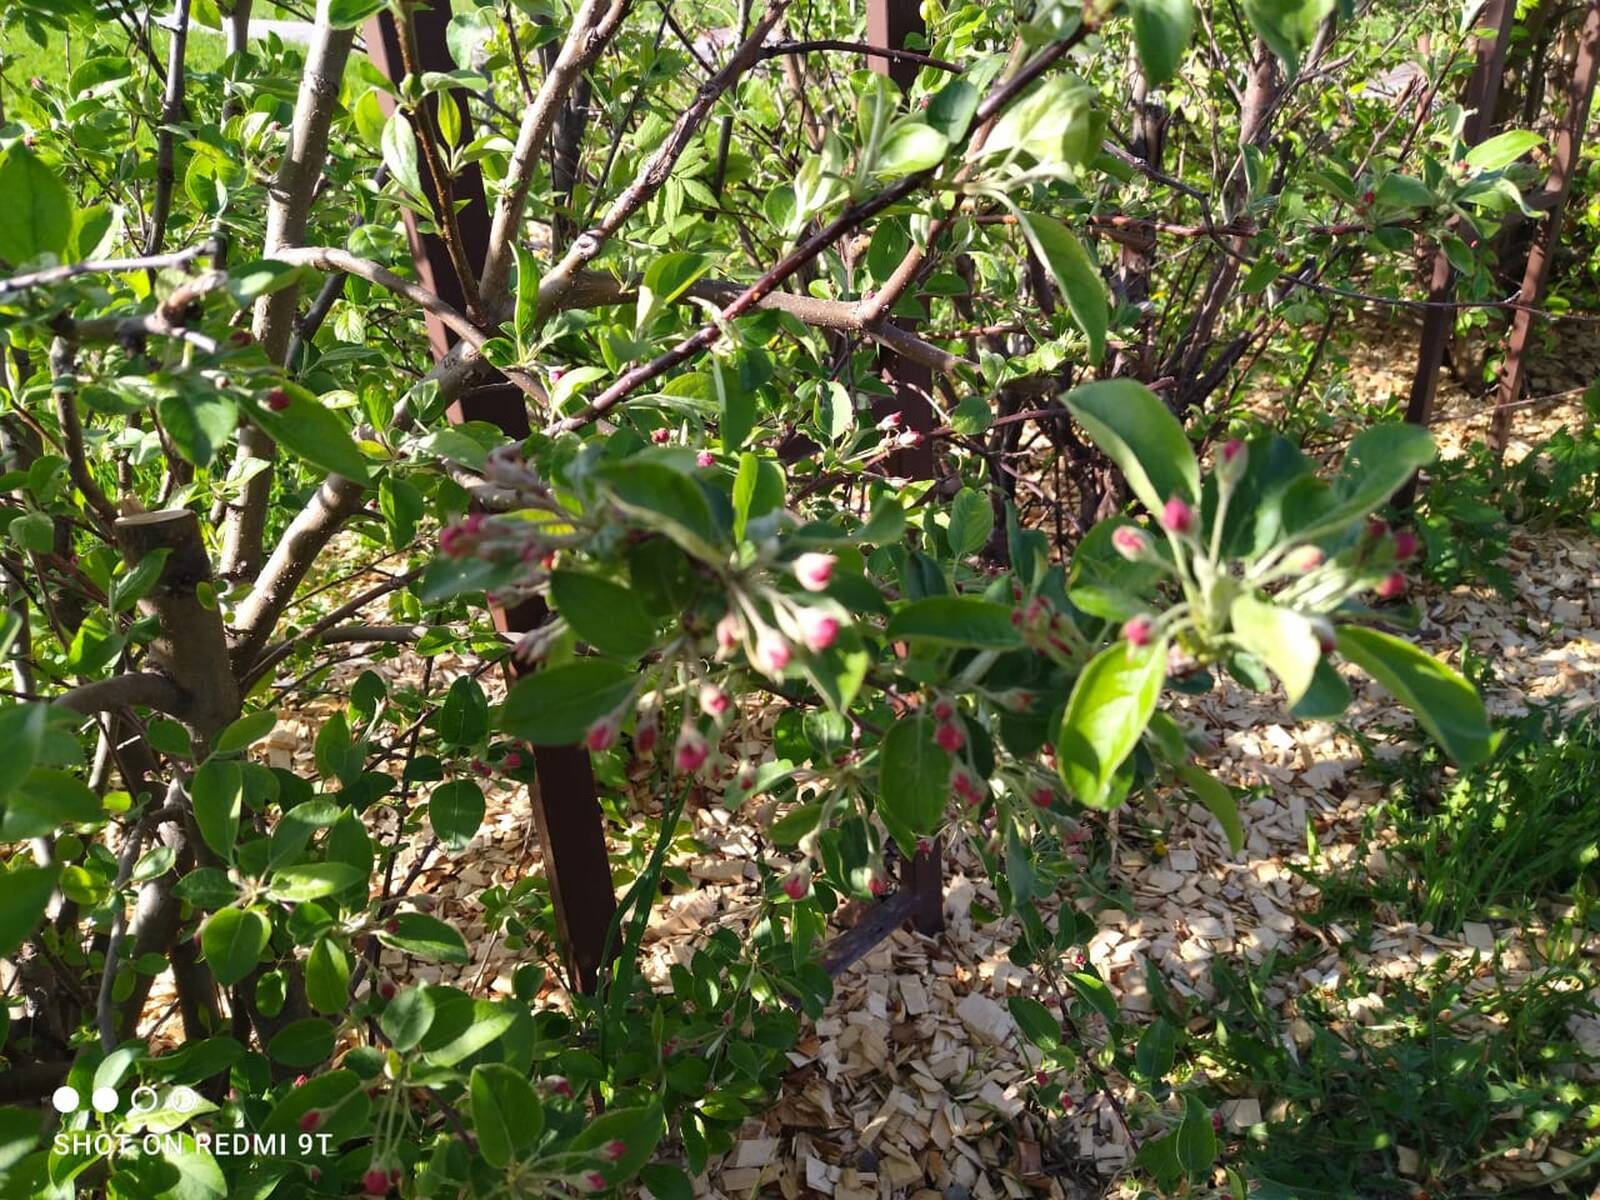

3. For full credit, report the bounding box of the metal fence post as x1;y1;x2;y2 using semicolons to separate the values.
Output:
364;4;618;993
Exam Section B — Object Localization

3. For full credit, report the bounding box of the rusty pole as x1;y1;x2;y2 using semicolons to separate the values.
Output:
1488;0;1600;452
1395;0;1515;508
867;0;944;937
364;4;618;994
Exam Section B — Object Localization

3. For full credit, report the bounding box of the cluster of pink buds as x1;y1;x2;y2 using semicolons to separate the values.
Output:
951;769;983;806
1010;595;1078;659
438;511;487;557
932;699;965;753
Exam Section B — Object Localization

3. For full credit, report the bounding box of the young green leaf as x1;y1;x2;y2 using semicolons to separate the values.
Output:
1127;0;1196;86
0;146;73;265
245;385;370;483
1014;212;1108;364
1056;639;1167;808
1065;380;1199;512
549;570;656;658
200;907;271;987
885;597;1022;649
1229;594;1322;705
1335;627;1494;767
878;717;953;844
499;660;635;745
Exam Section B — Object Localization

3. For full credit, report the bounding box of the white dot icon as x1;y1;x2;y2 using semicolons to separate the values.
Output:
169;1087;198;1113
50;1086;79;1114
90;1087;119;1113
129;1086;159;1114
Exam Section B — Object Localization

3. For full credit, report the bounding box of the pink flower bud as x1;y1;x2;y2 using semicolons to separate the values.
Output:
715;612;741;652
1310;617;1336;655
462;512;486;535
1122;615;1156;647
438;525;467;557
699;685;730;717
1030;787;1053;809
868;875;888;897
754;629;792;675
584;1172;608;1192
876;412;903;431
1160;496;1194;535
1112;525;1152;560
584;718;618;752
635;717;658;755
935;721;965;753
265;387;291;412
503;750;524;770
299;1110;322;1132
674;729;709;774
782;867;811;900
1392;528;1420;561
1221;439;1246;466
933;700;954;721
951;770;980;804
604;1139;627;1161
543;1075;573;1098
1366;517;1389;541
1284;544;1324;573
896;429;924;449
1376;572;1406;599
696;450;715;467
362;1169;389;1196
793;552;836;592
798;608;840;652
651;428;670;444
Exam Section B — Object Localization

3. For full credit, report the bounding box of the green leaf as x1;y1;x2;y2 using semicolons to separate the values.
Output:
1128;0;1195;85
200;907;271;987
1242;0;1335;74
1068;971;1119;1024
1176;1094;1218;1176
637;251;710;333
874;121;949;177
639;1165;695;1200
1065;380;1199;512
380;986;436;1051
191;759;242;861
1007;996;1061;1050
1014;212;1107;364
246;384;370;483
946;487;993;558
326;0;388;26
158;392;238;469
1464;130;1542;172
1175;763;1243;853
1229;594;1322;705
1056;639;1166;809
1068;517;1169;621
878;717;952;846
0;704;47;800
469;1064;543;1169
261;1070;371;1144
1375;172;1435;209
0;865;60;959
925;79;979;142
429;780;485;853
377;912;469;964
2;767;103;839
267;1018;335;1067
381;111;425;199
213;709;279;756
886;597;1022;649
266;862;365;902
0;146;73;265
499;660;634;745
305;935;350;1015
224;259;303;306
1334;627;1494;767
597;461;722;559
549;570;656;658
110;548;171;614
570;1106;665;1182
437;676;489;747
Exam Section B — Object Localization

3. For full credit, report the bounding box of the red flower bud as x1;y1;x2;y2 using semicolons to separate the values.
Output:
1030;787;1053;809
651;428;670;444
696;450;715;467
933;700;954;721
265;388;291;412
503;750;524;770
362;1168;389;1195
299;1110;322;1132
1112;525;1152;560
378;979;397;1001
1376;572;1406;599
934;721;965;753
604;1139;627;1161
782;867;811;900
1122;615;1156;647
1392;528;1420;561
1161;496;1194;535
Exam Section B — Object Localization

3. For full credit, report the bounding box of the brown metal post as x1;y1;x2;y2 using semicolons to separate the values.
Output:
868;0;943;936
364;5;618;993
1396;0;1515;507
1488;0;1600;452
